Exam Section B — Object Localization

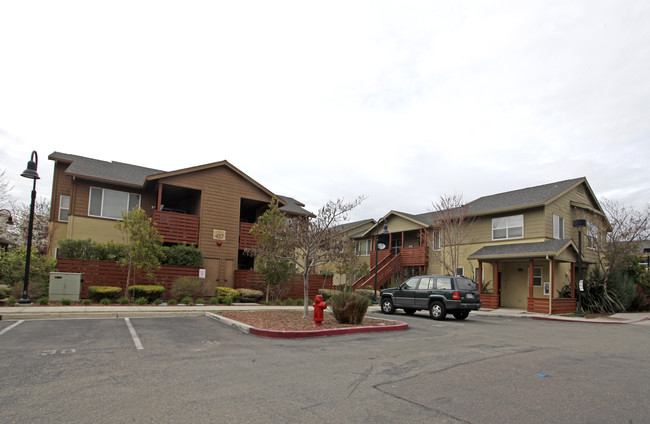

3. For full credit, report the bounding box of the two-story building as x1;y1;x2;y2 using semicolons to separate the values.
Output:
47;152;311;296
348;177;610;313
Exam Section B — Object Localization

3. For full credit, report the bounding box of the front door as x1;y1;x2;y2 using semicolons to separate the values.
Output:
203;258;220;296
224;259;235;288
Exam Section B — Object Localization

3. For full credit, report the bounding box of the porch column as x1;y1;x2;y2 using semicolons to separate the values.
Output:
157;182;163;210
493;261;499;307
478;261;483;293
528;259;534;299
570;262;576;298
549;258;555;315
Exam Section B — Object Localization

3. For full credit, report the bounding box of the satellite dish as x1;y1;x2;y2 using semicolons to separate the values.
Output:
377;243;386;250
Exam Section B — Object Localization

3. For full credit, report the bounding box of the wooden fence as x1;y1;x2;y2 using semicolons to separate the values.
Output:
234;270;333;301
56;258;201;299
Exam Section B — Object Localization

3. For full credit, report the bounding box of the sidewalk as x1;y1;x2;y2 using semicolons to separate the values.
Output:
1;303;649;324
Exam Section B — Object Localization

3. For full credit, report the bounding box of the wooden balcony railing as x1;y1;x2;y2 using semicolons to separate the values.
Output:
400;246;428;267
239;222;258;250
152;210;200;245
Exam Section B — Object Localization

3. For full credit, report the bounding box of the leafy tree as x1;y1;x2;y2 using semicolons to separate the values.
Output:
429;194;477;276
334;242;370;288
248;196;363;318
0;247;56;296
115;208;163;297
257;258;295;302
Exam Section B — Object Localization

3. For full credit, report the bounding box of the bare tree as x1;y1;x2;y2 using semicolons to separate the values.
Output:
249;197;364;318
429;194;477;276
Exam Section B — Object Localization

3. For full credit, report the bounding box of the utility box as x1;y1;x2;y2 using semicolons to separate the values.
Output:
49;272;82;301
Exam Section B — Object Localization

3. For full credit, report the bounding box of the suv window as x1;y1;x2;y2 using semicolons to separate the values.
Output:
455;278;477;291
436;277;452;290
402;277;419;290
418;277;435;290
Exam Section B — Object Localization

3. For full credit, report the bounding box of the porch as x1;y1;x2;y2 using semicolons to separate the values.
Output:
469;239;580;315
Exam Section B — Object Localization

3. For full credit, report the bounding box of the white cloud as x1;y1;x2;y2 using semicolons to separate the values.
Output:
1;0;649;222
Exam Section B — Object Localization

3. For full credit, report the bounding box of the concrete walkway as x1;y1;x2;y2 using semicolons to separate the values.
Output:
1;303;649;324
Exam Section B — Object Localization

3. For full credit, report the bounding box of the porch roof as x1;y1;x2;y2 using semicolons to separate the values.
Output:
468;239;578;261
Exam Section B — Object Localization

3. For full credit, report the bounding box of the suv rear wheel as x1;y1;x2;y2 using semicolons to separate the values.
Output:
429;301;447;320
381;298;396;314
453;311;470;320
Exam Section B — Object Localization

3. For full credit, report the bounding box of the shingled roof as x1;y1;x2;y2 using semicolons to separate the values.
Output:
49;152;165;188
468;238;577;260
466;177;586;215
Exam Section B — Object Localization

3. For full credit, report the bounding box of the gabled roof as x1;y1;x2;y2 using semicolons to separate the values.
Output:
466;177;589;216
468;239;577;260
48;152;312;215
49;152;165;188
276;195;314;217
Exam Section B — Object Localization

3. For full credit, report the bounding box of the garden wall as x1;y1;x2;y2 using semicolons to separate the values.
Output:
56;258;201;299
234;270;333;301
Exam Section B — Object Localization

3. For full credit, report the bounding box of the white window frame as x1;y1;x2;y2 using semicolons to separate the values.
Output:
432;230;441;250
88;187;141;220
492;215;524;240
59;195;70;222
356;239;371;256
531;266;542;287
587;222;599;250
553;215;564;239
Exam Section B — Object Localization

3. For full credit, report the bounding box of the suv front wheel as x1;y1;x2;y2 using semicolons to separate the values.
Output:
381;298;396;314
429;301;447;320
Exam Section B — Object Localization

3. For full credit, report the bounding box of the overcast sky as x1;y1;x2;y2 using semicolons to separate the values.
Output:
1;1;649;222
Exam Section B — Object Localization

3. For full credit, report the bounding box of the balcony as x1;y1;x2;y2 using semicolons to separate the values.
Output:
152;210;200;245
239;222;258;250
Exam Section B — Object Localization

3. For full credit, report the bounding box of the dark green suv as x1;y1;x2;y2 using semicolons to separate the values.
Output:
380;275;481;320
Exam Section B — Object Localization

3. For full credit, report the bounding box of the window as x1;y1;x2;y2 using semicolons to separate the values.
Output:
402;277;419;290
455;267;464;277
418;277;434;290
59;195;70;222
587;222;599;249
432;230;441;250
492;215;524;240
89;187;140;219
553;215;564;239
531;267;542;287
436;277;452;290
356;239;371;256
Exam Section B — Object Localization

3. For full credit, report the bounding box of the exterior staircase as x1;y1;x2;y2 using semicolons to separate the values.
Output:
352;252;402;290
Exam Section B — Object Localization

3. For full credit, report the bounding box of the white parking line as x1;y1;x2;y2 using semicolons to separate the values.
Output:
0;320;24;336
124;318;144;350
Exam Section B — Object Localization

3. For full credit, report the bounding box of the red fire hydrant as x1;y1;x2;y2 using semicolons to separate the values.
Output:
312;295;327;326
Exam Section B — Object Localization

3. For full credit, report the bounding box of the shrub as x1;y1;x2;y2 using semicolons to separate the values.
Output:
6;297;17;306
295;298;304;306
195;297;205;304
100;298;111;305
167;299;178;306
263;300;271;306
329;291;371;324
161;245;203;267
209;297;218;305
128;285;165;302
81;299;92;305
354;289;376;302
0;285;11;298
319;289;339;302
153;298;163;305
88;286;122;302
0;248;56;293
215;287;240;303
284;298;295;306
237;288;264;303
60;298;72;306
181;296;193;305
171;276;206;301
135;297;148;305
221;297;233;305
38;297;49;305
118;297;130;305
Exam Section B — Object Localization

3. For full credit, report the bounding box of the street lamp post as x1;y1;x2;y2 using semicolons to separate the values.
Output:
373;219;389;302
573;219;587;317
19;151;40;304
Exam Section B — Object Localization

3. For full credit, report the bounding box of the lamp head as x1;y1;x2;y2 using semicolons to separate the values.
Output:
21;151;40;180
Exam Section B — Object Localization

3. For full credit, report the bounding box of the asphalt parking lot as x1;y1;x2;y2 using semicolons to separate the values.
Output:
1;311;649;424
